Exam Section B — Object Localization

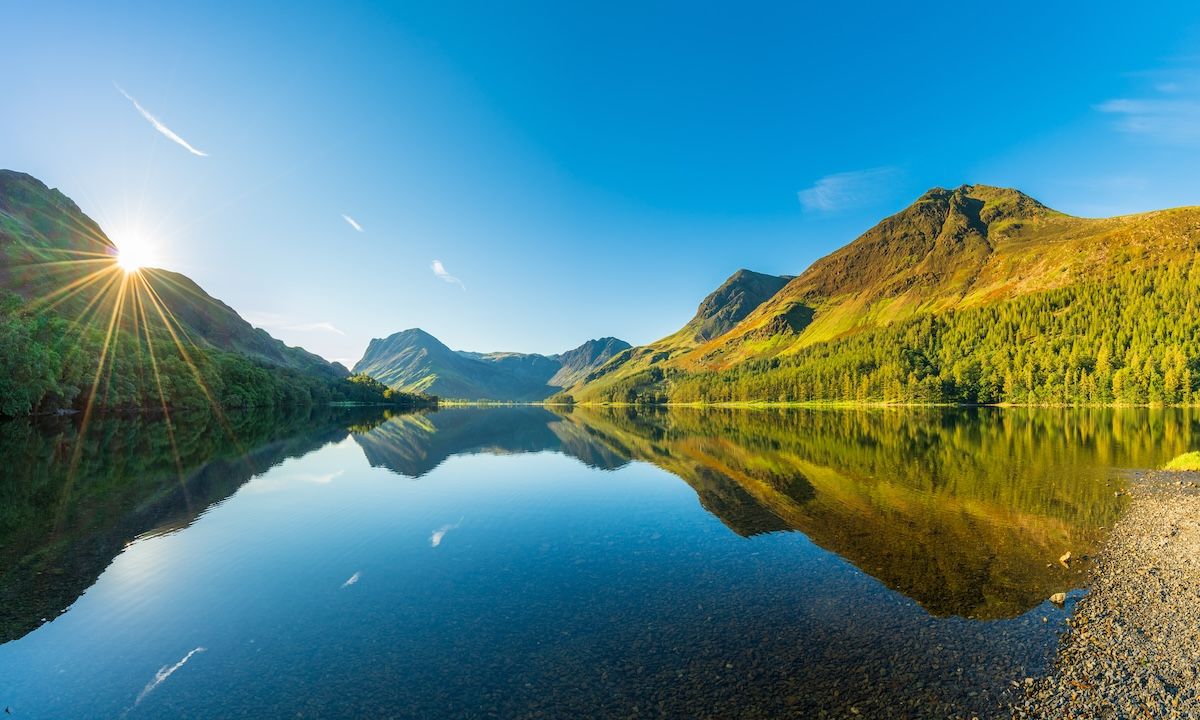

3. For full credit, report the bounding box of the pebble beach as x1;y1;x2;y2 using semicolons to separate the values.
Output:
1014;471;1200;719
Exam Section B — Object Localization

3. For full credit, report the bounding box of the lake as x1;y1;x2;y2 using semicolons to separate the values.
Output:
1;405;1194;718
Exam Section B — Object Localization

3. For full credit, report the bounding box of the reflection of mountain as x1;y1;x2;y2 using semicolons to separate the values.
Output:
351;406;629;477
550;407;1154;620
0;406;390;644
343;405;1169;619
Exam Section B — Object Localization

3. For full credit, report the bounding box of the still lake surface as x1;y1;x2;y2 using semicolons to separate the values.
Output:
0;406;1194;718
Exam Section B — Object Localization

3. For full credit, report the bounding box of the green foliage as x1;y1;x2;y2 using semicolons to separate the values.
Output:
0;292;436;417
1164;451;1200;471
588;264;1200;406
346;373;434;405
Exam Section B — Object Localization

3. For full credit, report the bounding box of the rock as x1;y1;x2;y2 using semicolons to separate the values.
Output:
1050;592;1067;605
1059;551;1073;565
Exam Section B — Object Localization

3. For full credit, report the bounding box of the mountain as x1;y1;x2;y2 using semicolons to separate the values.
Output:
0;170;345;379
0;169;420;415
569;184;1200;404
669;268;794;345
353;329;630;401
562;267;792;397
548;336;631;387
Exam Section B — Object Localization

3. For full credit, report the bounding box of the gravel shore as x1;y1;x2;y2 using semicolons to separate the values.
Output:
1014;471;1200;719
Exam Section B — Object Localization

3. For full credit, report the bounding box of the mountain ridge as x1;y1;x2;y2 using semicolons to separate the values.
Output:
0;169;422;415
566;183;1200;403
353;328;629;401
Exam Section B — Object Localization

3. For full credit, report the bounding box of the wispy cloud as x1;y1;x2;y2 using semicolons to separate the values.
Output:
291;321;345;335
244;311;345;335
1096;69;1200;144
135;647;206;706
341;571;361;588
430;517;463;548
797;167;899;213
115;83;208;157
341;214;364;232
431;260;466;291
1095;98;1200;143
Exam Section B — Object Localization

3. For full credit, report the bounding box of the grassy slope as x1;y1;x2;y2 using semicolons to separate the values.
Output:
563;269;792;399
571;185;1200;401
0;169;347;379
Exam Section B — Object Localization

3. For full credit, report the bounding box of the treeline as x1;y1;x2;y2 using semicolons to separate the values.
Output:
586;263;1200;406
0;292;435;417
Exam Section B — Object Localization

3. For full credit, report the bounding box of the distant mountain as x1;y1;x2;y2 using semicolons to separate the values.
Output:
670;268;794;345
569;184;1200;404
549;336;631;387
353;329;629;401
563;267;791;396
0;170;416;415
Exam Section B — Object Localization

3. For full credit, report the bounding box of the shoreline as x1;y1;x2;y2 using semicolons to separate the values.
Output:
1014;470;1200;718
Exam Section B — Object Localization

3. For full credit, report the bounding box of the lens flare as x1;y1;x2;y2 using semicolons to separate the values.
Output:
117;244;150;273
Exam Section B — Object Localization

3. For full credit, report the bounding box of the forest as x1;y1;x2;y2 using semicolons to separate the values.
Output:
579;263;1200;406
0;291;434;417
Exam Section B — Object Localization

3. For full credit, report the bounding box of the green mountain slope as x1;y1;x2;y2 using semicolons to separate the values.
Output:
0;169;422;415
548;336;631;387
566;268;791;396
0;170;346;379
353;329;630;401
570;185;1200;404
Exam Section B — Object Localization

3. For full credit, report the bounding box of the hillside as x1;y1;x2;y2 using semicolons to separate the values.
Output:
0;170;346;379
568;268;791;396
353;329;629;401
0;170;421;415
548;336;631;387
569;185;1200;404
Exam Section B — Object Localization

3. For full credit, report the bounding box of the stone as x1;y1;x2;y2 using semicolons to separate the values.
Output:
1050;592;1067;605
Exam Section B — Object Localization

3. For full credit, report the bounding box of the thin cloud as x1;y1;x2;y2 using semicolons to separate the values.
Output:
797;167;900;213
341;571;361;588
431;260;466;291
1095;97;1200;143
135;647;206;706
1096;68;1200;144
430;517;463;548
289;321;346;335
244;311;345;335
114;83;208;157
341;214;364;232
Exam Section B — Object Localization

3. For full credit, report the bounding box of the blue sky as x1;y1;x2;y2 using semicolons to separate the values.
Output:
4;2;1200;364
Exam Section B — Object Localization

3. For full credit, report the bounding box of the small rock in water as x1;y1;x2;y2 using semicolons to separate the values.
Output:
1050;592;1067;605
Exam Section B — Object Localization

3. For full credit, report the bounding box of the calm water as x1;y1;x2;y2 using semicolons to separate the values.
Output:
1;406;1195;718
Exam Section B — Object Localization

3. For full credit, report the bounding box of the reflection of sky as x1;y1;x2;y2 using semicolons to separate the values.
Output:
0;438;1067;718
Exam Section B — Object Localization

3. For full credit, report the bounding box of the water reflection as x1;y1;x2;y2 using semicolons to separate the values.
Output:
0;405;385;644
352;405;629;476
353;405;1182;618
1;405;1196;718
553;406;1144;619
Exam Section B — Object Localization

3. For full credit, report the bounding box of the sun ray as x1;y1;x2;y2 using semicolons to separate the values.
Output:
35;264;121;314
136;273;246;457
132;276;190;508
58;272;131;528
57;269;123;338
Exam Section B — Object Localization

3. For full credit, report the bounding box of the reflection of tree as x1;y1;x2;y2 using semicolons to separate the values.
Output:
551;406;1182;619
0;405;392;644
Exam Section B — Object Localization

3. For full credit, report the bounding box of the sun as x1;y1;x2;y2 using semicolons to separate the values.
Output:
115;239;155;274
